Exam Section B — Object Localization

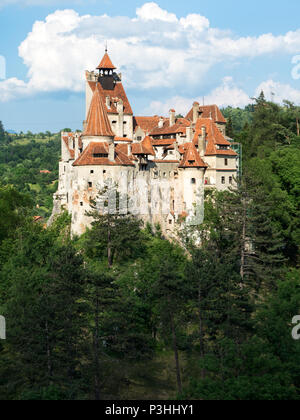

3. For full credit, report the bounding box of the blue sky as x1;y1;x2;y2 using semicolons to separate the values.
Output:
1;0;300;132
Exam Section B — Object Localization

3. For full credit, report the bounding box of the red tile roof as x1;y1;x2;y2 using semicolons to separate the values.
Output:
150;118;190;136
179;143;207;168
73;142;134;167
97;52;116;70
193;118;236;156
186;104;226;124
151;138;175;146
84;84;115;137
88;81;133;115
133;116;161;133
132;136;155;156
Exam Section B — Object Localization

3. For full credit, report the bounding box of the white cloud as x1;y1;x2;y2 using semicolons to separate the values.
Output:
146;77;252;116
205;77;251;108
146;77;300;116
136;2;178;23
2;3;300;103
256;79;300;104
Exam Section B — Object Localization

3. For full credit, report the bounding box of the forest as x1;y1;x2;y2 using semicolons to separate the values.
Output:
0;93;299;400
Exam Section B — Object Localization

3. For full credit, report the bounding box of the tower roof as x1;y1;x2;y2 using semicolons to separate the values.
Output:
83;84;114;137
97;52;116;70
179;142;207;168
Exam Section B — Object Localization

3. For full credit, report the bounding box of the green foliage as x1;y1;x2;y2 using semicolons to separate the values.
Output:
1;96;300;400
0;132;60;218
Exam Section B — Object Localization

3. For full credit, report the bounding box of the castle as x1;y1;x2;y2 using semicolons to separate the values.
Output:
51;50;238;236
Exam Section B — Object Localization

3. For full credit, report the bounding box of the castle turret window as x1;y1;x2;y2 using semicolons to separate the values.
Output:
221;176;225;184
225;158;228;166
191;178;196;184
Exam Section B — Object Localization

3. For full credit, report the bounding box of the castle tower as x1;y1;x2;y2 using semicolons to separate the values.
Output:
97;49;117;91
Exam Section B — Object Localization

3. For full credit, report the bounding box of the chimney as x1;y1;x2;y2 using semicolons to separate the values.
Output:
169;109;175;126
106;96;111;108
186;126;193;143
158;117;164;129
74;134;80;160
117;99;124;137
109;142;115;162
199;126;206;157
193;102;199;124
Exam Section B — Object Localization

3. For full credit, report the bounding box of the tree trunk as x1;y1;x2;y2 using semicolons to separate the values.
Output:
198;283;204;359
240;199;247;282
45;320;53;381
170;311;182;394
107;219;113;268
198;282;206;379
94;287;101;400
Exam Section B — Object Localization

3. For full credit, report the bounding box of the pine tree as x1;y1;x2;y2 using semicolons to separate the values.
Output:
226;116;235;138
0;223;86;399
85;186;145;268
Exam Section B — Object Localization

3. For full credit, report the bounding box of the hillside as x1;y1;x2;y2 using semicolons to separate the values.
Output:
0;96;299;400
0;129;60;218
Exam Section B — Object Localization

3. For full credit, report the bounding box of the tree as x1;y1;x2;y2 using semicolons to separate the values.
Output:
137;238;188;394
85;187;145;268
0;121;5;143
226;116;235;138
0;222;87;399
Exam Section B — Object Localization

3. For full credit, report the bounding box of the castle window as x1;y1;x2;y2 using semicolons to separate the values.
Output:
80;202;83;207
103;170;106;174
221;176;225;184
93;153;108;158
88;182;92;188
169;220;172;225
137;136;142;141
112;121;117;124
225;158;228;166
229;176;233;184
191;178;196;184
141;164;147;171
90;170;94;174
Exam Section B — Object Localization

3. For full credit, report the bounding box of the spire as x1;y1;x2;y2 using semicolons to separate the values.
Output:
83;84;114;137
97;49;116;70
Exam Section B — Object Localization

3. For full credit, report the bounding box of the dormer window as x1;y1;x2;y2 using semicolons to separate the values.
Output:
93;153;108;158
